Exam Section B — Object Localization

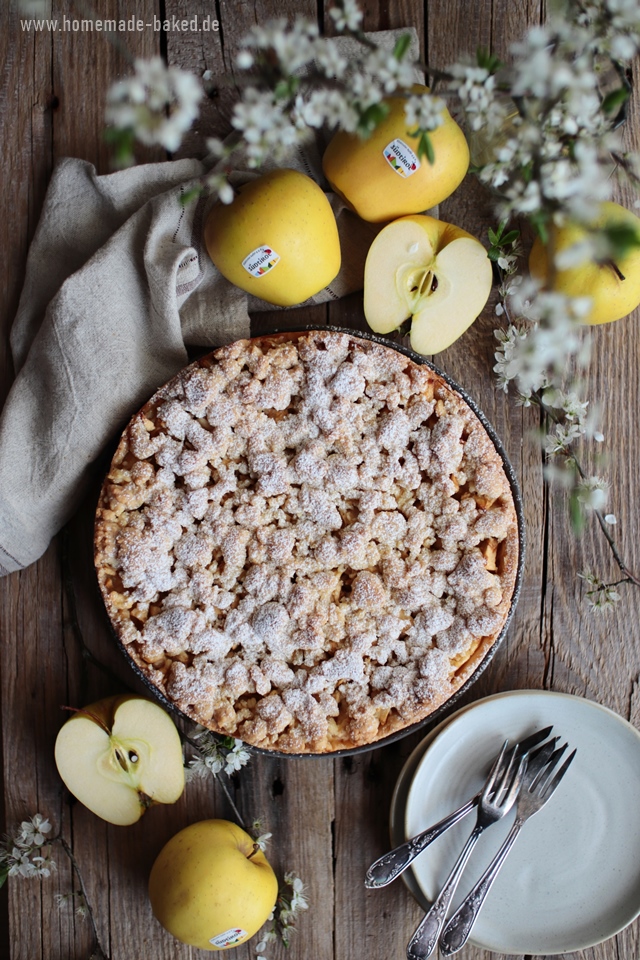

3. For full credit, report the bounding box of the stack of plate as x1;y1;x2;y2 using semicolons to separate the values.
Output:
390;690;640;955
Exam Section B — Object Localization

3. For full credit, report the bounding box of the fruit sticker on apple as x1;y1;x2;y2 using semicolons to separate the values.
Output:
242;245;281;277
384;139;420;178
363;214;493;355
54;694;185;826
148;819;279;951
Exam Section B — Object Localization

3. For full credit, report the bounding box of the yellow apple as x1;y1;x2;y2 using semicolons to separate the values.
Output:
54;694;185;826
204;168;341;306
363;214;493;354
322;84;469;223
149;819;278;951
529;201;640;325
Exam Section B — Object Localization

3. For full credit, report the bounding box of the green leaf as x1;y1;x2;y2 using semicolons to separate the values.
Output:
521;161;534;184
393;33;412;62
417;131;435;164
476;46;503;74
487;227;500;246
487;247;502;262
357;102;390;137
601;222;640;262
0;867;9;890
601;86;630;116
529;211;549;245
180;186;203;206
569;491;585;536
500;229;520;245
103;127;136;167
274;77;299;100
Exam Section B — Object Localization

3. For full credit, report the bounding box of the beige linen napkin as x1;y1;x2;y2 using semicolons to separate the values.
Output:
0;29;420;575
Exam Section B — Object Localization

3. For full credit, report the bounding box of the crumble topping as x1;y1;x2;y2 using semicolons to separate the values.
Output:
94;330;519;754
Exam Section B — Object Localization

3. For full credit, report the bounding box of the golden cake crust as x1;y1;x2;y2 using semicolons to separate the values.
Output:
94;330;519;754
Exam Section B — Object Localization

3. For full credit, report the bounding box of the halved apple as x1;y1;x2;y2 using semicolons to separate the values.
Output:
54;694;185;826
363;214;493;355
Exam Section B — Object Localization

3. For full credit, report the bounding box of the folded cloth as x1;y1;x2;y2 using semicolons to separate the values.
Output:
0;28;420;576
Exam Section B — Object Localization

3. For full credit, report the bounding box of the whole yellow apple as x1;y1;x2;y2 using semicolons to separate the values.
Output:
364;214;493;354
204;169;341;306
54;694;185;826
149;819;278;951
529;201;640;325
322;84;469;223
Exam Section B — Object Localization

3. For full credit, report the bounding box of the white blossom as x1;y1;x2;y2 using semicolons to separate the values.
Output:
0;814;56;880
579;570;622;612
225;741;251;773
231;88;310;167
295;90;358;131
206;172;234;205
106;57;202;152
404;93;445;131
186;730;252;779
285;873;310;912
239;18;319;75
448;63;508;134
255;833;272;852
17;814;51;848
329;0;364;33
236;50;254;70
362;46;415;94
576;476;609;511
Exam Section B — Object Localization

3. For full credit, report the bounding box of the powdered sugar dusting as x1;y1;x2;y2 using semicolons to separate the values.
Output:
95;331;519;753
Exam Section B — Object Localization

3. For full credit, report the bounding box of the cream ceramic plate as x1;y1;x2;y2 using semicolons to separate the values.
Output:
403;690;640;954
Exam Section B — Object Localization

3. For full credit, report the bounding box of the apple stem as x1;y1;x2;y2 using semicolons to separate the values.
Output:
606;259;626;281
60;705;111;737
246;842;261;861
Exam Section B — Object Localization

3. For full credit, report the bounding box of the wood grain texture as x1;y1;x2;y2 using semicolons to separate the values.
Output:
1;1;639;959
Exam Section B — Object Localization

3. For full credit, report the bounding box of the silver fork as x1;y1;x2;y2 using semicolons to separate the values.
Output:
365;726;553;889
439;742;577;956
405;740;527;960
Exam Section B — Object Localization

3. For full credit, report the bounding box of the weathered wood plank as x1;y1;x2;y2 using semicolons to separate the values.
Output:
0;3;56;958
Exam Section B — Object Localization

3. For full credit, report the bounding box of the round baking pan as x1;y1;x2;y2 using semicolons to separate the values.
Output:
94;325;525;759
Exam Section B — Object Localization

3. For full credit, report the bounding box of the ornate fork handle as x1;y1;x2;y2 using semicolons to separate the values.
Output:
365;797;476;889
406;825;484;960
439;819;524;956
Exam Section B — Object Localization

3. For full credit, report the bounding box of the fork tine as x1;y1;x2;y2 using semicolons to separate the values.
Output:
483;740;510;795
531;742;569;791
515;725;554;756
504;753;528;807
540;748;577;801
525;738;561;784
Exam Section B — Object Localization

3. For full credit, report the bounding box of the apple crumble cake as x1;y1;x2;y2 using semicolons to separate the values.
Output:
94;330;520;754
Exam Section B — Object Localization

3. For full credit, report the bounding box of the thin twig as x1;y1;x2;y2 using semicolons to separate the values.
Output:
180;733;248;829
57;836;110;960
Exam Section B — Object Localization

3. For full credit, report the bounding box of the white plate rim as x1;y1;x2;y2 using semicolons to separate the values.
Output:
401;689;640;955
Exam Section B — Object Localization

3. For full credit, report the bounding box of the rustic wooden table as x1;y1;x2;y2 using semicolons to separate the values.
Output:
2;2;640;959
